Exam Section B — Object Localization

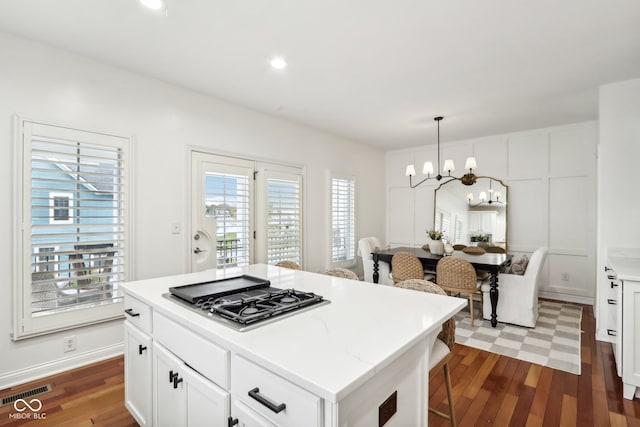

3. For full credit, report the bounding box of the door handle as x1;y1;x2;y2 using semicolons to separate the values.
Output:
193;247;207;254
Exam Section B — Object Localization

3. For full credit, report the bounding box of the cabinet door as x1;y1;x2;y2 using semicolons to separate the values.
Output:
154;343;187;427
184;364;230;426
124;322;152;427
232;400;277;427
622;280;640;399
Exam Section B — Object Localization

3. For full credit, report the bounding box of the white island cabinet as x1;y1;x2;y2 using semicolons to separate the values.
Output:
607;248;640;400
122;264;465;426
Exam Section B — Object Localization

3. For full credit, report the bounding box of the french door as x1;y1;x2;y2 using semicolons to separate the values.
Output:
191;152;303;272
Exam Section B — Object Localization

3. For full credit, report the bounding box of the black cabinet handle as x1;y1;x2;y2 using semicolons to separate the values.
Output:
605;266;612;272
138;345;147;355
608;329;617;336
173;376;183;389
228;417;239;427
248;387;286;413
124;308;140;317
608;299;617;305
611;281;619;288
169;370;178;383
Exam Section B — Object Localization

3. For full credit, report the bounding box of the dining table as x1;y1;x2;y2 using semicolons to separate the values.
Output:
372;246;511;327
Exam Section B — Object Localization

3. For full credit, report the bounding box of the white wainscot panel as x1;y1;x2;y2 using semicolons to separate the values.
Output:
472;136;508;179
545;254;594;298
507;133;548;179
387;151;415;188
549;177;589;252
388;188;415;244
414;184;436;243
549;124;596;177
508;179;547;250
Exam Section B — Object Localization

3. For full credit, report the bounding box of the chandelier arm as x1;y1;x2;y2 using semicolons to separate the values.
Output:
408;175;435;188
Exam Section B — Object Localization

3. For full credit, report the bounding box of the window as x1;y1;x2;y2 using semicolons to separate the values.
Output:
49;192;73;223
15;119;131;339
331;175;356;265
264;169;302;265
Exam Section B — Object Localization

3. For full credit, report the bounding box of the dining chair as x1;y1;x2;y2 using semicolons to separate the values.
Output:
436;256;483;326
481;247;549;327
485;246;506;254
275;260;301;270
391;252;434;284
358;236;393;285
324;267;359;281
394;279;456;427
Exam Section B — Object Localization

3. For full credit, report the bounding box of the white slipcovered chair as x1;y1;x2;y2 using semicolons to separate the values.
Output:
358;237;393;285
481;247;548;327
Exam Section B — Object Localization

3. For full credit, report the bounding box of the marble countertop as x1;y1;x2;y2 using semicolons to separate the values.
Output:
608;248;640;281
121;264;465;402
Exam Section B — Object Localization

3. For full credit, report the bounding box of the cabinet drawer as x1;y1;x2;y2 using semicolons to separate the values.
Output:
124;293;152;333
232;354;322;427
153;312;229;389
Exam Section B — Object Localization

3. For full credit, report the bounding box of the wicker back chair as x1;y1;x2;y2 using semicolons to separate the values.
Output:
394;279;456;425
275;261;301;270
324;267;359;281
437;256;483;326
391;252;425;284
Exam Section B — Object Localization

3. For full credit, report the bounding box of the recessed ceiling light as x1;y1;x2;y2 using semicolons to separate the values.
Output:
270;57;287;70
140;0;166;11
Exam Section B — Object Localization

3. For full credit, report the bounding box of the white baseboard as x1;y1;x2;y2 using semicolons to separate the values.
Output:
0;343;124;389
539;291;594;306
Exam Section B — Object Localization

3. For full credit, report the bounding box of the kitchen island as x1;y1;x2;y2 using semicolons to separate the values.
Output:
122;264;465;426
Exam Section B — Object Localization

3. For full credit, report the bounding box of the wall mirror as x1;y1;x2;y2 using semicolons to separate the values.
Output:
434;176;508;250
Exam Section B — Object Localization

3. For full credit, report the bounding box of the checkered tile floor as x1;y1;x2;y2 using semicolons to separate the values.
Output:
454;300;582;375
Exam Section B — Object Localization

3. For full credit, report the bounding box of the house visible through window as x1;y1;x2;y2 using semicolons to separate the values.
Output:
14;119;131;340
331;175;356;265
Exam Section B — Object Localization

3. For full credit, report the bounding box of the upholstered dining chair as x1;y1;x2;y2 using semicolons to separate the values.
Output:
481;247;549;327
358;237;393;285
394;279;457;427
436;256;483;326
391;252;434;284
324;267;359;281
275;260;301;270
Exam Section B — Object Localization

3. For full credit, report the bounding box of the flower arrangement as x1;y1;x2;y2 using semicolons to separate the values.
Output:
474;233;489;242
426;229;443;240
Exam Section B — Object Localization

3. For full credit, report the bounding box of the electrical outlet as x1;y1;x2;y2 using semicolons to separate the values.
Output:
561;273;570;281
63;335;76;353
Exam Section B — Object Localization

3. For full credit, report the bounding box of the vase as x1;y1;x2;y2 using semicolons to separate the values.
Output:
428;240;445;255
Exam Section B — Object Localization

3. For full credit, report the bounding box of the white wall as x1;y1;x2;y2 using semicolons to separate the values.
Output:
596;78;640;341
386;121;597;304
0;33;386;386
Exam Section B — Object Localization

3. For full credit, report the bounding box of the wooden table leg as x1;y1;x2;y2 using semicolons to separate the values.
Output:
490;272;498;327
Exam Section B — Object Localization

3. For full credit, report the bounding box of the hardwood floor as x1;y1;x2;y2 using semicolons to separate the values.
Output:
429;303;640;427
0;303;638;426
0;357;136;427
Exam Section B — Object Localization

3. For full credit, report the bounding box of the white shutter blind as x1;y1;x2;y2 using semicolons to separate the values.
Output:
266;175;302;265
29;134;126;315
331;176;355;263
205;170;251;270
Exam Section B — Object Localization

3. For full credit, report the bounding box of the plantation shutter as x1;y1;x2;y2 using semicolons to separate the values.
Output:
204;167;252;270
331;176;356;264
265;172;302;265
17;120;130;339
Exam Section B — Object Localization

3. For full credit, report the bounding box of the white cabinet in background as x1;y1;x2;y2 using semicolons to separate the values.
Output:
232;401;277;427
469;211;496;236
153;342;230;427
622;279;640;399
124;296;153;427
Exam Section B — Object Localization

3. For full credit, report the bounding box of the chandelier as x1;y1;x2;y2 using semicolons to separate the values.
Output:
466;179;503;207
405;116;478;188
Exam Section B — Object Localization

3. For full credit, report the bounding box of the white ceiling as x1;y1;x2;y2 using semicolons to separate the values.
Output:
1;0;639;149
